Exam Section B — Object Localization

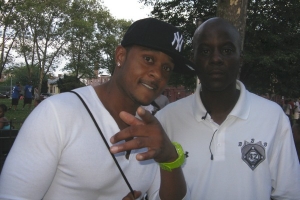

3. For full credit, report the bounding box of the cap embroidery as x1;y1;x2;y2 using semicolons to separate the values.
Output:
172;32;183;52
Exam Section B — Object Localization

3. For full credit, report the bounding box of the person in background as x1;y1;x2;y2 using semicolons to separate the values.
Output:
9;82;21;111
0;104;10;130
293;98;300;126
22;81;34;110
0;18;195;200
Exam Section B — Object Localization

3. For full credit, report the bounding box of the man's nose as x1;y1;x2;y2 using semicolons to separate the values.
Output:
210;49;223;63
148;64;163;80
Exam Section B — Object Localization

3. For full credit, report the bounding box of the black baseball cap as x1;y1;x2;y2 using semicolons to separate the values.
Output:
121;18;195;74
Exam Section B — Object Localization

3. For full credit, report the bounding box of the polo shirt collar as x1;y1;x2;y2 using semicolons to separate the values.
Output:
230;80;250;120
193;80;250;122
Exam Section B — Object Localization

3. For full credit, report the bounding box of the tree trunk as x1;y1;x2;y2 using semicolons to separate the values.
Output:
217;0;248;50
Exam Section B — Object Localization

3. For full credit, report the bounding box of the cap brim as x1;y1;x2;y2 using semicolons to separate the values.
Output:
172;56;196;74
160;49;196;74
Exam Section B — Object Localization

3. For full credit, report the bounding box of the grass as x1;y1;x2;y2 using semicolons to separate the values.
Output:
0;98;33;130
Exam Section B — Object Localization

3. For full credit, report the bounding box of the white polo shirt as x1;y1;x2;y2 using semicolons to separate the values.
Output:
156;80;300;200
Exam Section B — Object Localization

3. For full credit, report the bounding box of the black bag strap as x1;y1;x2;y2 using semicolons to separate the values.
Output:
69;91;134;196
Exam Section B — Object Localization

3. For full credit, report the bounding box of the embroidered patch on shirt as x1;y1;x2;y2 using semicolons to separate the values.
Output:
241;141;266;170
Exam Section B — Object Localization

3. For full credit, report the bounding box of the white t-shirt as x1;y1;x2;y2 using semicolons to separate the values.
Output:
156;80;300;200
0;86;160;200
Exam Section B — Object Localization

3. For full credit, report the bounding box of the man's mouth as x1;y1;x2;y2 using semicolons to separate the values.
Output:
141;83;154;90
209;70;224;78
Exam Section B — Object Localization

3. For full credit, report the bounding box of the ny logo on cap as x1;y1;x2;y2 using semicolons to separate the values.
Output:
172;32;183;52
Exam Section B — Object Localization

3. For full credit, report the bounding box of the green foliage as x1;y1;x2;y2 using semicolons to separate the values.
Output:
240;0;300;97
63;0;108;78
60;0;132;77
56;74;85;92
0;0;20;77
96;18;132;75
140;0;300;97
10;0;72;95
1;0;131;94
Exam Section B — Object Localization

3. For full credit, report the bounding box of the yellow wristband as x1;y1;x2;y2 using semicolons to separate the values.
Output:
159;142;185;172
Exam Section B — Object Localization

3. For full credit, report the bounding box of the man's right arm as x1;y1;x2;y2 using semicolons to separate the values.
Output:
110;107;187;200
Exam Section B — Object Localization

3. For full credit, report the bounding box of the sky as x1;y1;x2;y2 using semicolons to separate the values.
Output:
102;0;152;21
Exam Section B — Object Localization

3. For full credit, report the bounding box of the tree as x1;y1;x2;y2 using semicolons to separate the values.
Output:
13;0;70;95
57;74;85;92
3;65;48;93
1;0;133;94
0;0;20;77
63;0;108;79
240;0;300;97
217;0;248;50
96;18;132;75
62;0;131;78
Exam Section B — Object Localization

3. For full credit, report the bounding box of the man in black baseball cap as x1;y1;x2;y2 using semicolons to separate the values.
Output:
109;18;191;199
0;18;188;200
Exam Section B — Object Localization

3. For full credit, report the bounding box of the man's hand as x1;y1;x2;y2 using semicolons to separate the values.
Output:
122;190;141;200
110;107;178;163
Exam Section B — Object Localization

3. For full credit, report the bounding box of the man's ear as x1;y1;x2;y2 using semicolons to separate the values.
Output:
115;45;127;67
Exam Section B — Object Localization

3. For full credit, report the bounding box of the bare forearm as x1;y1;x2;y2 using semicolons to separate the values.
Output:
159;168;186;200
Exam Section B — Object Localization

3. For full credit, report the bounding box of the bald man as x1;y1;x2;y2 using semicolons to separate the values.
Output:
155;17;300;200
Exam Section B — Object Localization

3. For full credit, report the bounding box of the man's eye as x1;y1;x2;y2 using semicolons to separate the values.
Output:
162;65;173;72
144;56;154;63
222;48;233;55
201;49;210;55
